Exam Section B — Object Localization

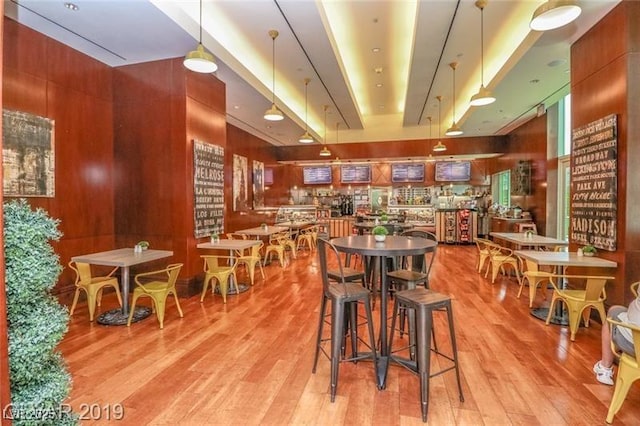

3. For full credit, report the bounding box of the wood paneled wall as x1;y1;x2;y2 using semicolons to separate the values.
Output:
571;0;640;306
2;18;115;299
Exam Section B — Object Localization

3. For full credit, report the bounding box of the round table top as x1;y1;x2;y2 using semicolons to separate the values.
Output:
331;235;437;257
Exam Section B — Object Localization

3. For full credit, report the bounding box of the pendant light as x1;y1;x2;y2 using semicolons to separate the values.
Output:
530;1;581;31
445;62;463;136
433;96;447;152
299;78;314;143
183;0;218;73
264;30;284;121
470;0;496;106
319;105;331;157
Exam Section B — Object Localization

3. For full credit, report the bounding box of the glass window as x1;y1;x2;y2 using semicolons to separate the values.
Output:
558;93;572;156
491;170;511;208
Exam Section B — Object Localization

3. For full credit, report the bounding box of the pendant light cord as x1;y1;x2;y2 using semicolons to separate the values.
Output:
198;0;203;44
271;35;276;104
304;79;309;131
480;5;485;86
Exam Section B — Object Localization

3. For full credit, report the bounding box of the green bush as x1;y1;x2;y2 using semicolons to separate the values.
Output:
372;225;389;236
4;199;77;425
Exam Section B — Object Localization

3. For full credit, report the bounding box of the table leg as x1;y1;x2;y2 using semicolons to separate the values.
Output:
97;266;151;326
376;255;390;389
222;250;249;295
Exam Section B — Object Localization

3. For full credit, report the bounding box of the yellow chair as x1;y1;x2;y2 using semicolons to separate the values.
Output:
127;263;184;329
474;237;495;275
484;240;521;284
226;232;247;240
605;317;640;423
296;226;316;252
631;281;639;297
201;255;238;303
69;261;123;322
264;232;288;267
545;274;615;341
237;241;265;285
281;231;298;259
517;257;553;307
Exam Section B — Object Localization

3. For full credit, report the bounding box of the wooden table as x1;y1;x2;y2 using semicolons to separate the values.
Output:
514;250;617;324
236;225;288;239
331;235;437;389
72;248;173;325
198;239;261;293
491;232;568;249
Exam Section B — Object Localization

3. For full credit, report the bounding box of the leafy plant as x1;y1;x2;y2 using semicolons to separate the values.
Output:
4;199;76;424
372;225;389;236
582;244;597;254
136;240;149;249
380;213;388;222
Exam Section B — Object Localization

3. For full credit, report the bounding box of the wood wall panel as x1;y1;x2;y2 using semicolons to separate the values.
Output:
2;17;115;295
571;0;639;306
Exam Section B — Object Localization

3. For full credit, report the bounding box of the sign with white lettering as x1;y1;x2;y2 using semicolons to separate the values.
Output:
193;140;225;238
570;114;617;251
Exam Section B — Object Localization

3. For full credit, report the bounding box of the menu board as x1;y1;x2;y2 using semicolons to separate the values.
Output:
391;163;424;182
435;161;471;182
570;114;617;251
341;164;371;183
303;166;332;184
193;140;224;238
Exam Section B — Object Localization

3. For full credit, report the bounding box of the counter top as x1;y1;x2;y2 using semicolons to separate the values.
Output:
492;217;531;221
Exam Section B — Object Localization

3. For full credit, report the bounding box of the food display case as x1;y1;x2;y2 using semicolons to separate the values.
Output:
387;205;436;227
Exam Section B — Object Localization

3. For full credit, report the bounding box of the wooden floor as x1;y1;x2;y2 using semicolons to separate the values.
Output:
59;244;640;425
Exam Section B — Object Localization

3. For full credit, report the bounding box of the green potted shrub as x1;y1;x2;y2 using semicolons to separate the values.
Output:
210;232;220;244
4;199;76;424
582;244;597;256
380;212;389;223
372;225;389;242
260;222;268;231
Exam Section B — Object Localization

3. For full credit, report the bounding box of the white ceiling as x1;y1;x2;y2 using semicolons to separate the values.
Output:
5;0;621;152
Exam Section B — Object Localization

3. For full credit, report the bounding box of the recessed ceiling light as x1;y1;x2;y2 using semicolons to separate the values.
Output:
372;47;381;53
547;59;566;67
376;83;383;88
233;105;240;109
64;2;79;11
374;67;383;74
530;79;540;84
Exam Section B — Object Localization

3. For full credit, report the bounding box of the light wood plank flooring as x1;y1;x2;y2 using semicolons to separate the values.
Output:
59;244;640;425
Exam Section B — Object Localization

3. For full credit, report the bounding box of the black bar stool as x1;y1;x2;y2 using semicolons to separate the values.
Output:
312;238;378;402
387;288;464;422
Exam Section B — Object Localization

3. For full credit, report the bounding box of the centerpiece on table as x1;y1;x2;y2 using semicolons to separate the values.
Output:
210;233;220;244
582;244;597;257
372;225;389;242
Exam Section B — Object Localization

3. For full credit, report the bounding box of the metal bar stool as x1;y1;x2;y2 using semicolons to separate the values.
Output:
312;238;378;402
387;288;464;422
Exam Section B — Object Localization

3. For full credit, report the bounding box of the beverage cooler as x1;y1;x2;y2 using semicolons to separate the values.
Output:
435;209;477;243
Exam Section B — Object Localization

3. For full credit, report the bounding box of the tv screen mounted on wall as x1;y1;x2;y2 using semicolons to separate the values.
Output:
303;166;332;185
435;161;471;182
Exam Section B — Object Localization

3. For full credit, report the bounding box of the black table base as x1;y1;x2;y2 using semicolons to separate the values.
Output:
531;307;569;326
97;306;151;326
215;283;250;295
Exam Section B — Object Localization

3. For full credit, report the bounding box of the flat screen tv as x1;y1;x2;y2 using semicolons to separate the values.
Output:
303;166;332;185
341;164;371;183
391;163;424;183
435;161;471;182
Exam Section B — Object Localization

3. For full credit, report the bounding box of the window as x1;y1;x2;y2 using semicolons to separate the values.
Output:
558;93;572;156
491;170;511;207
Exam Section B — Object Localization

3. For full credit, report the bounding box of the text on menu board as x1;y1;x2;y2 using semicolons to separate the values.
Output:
341;164;371;183
391;163;424;182
193;140;225;238
570;114;617;251
303;166;332;184
435;161;471;182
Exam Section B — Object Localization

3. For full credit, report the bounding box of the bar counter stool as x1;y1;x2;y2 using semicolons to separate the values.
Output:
312;238;378;402
387;288;464;422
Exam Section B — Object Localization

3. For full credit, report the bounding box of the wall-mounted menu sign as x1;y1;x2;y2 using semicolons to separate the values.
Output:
570;114;617;251
341;164;371;183
193;140;224;238
303;166;332;184
391;163;424;182
435;161;471;182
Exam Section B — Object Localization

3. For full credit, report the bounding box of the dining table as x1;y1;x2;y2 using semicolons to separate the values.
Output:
71;248;173;325
514;249;617;324
197;239;261;293
491;232;568;250
235;225;288;239
331;234;438;389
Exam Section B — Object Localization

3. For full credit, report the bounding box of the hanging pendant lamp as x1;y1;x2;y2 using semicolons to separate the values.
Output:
319;105;331;157
184;0;218;73
299;78;314;143
470;0;496;106
433;96;447;152
264;30;284;121
445;62;463;136
530;1;581;31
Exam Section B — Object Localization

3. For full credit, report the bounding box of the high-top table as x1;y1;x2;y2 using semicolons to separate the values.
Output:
514;250;617;324
491;232;568;249
72;248;173;325
331;235;438;389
